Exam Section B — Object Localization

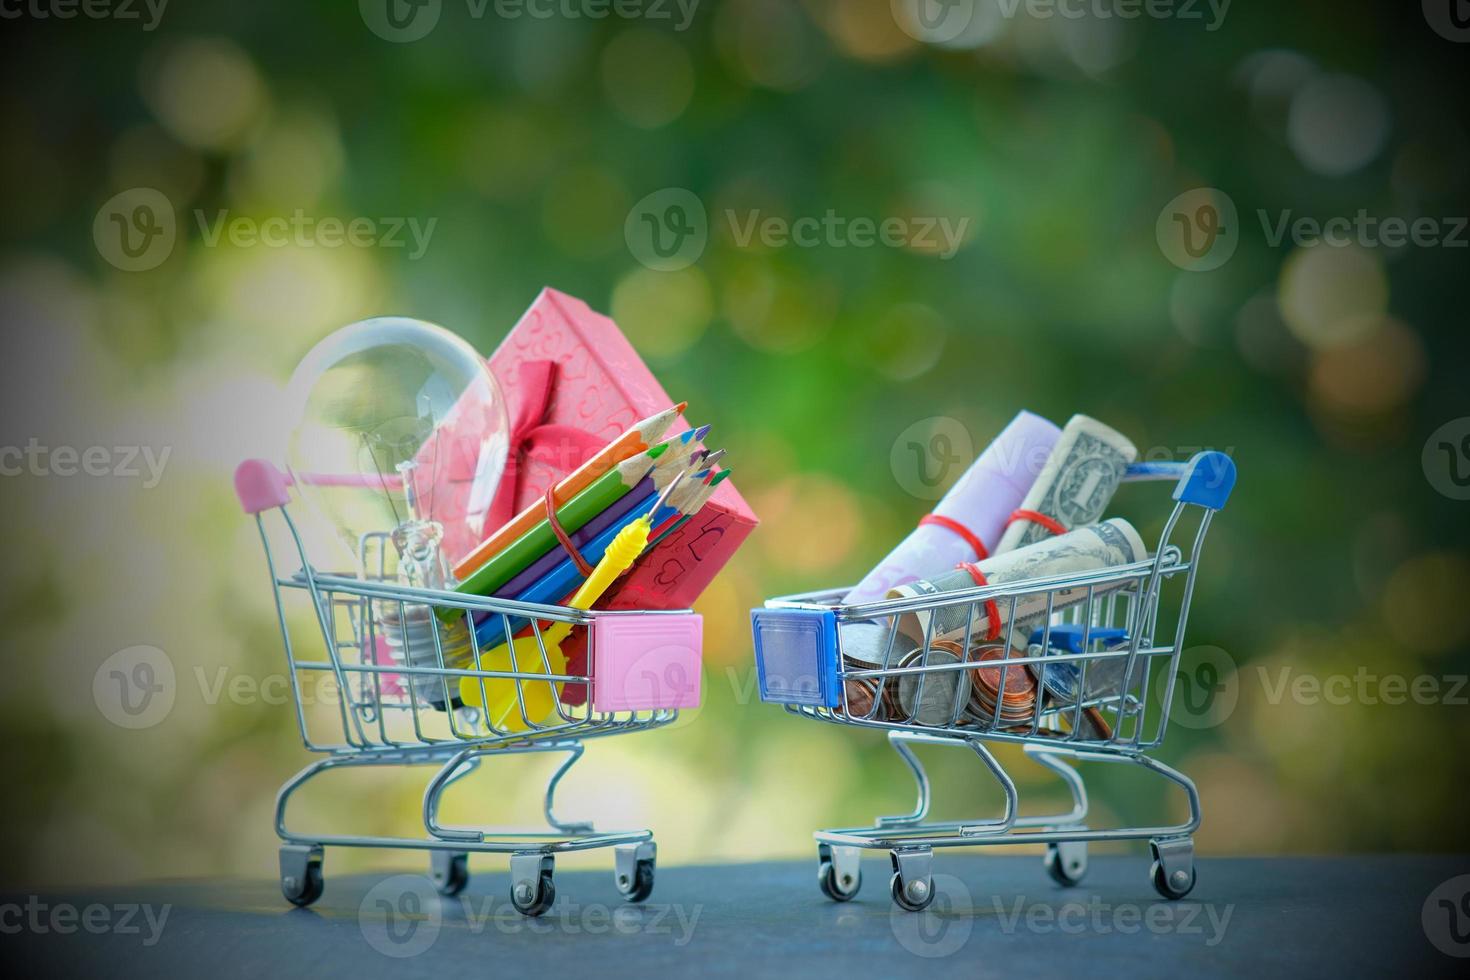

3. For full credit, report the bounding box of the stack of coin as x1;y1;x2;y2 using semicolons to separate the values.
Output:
840;675;901;720
838;620;906;721
964;643;1039;727
895;640;972;726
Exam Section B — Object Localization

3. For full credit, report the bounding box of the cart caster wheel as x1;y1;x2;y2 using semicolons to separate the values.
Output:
509;855;556;917
431;851;469;897
890;872;934;912
818;859;861;902
280;844;324;908
617;860;656;903
1150;859;1196;900
614;843;656;903
1044;841;1088;887
1149;837;1196;900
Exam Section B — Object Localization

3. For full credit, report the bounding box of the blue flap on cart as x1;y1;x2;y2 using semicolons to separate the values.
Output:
1171;451;1235;511
751;608;840;707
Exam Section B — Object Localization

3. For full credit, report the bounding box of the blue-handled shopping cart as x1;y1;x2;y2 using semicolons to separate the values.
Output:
750;452;1235;911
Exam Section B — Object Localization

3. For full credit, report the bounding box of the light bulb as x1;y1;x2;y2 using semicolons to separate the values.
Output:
286;316;510;709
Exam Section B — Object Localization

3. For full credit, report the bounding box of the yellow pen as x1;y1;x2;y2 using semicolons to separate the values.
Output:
461;472;689;732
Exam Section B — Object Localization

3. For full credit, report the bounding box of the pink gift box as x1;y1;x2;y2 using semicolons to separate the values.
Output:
591;613;703;712
486;288;757;611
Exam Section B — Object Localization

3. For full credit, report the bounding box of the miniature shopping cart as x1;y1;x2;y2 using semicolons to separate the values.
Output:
750;451;1235;911
234;459;702;916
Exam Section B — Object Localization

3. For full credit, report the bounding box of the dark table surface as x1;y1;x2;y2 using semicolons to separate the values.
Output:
5;854;1468;978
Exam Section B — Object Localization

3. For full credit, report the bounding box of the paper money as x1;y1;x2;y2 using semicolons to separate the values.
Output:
995;415;1137;554
889;518;1148;648
845;411;1060;604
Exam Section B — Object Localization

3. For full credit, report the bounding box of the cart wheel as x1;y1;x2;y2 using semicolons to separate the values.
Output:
1150;859;1196;900
818;858;861;902
889;872;934;912
1149;837;1196;900
1044;841;1088;887
431;851;469;897
616;859;656;903
511;867;556;917
280;844;324;908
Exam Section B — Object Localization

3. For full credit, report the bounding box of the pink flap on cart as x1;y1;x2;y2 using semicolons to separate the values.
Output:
590;614;702;712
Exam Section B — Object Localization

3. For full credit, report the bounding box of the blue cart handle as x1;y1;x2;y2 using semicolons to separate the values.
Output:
1121;450;1236;511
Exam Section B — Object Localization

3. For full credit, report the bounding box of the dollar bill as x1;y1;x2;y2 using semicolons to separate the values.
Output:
889;518;1148;648
995;415;1137;554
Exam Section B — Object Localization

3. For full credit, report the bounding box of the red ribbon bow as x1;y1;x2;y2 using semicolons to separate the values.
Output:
483;359;606;535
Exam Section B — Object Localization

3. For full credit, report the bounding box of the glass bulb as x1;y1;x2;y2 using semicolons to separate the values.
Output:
285;316;510;583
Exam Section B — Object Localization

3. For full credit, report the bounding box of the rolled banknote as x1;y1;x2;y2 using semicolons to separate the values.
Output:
890;518;1148;648
845;410;1060;605
995;415;1137;555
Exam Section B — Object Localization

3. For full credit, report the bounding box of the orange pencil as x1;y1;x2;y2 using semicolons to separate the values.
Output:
453;402;686;579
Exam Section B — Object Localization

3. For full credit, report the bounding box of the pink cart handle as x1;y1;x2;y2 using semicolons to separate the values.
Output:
235;459;292;514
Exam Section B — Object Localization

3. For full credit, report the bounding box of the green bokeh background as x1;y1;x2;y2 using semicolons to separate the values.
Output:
1;0;1467;886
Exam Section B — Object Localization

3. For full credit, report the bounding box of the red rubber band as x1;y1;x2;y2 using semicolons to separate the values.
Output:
955;561;1003;641
1006;508;1068;538
544;486;594;577
919;513;989;561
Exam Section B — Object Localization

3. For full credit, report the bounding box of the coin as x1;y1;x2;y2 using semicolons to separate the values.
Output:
895;641;972;726
966;643;1039;726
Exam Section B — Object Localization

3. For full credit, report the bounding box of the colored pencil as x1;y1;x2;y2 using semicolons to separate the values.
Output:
451;402;684;579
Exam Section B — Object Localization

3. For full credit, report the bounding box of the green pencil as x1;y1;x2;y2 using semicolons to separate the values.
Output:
451;444;664;600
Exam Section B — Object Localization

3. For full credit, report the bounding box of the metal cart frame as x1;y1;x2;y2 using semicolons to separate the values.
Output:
235;459;701;915
750;452;1235;911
